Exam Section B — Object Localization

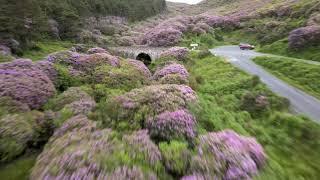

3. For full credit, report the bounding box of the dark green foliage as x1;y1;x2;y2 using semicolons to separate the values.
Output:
54;64;85;92
0;153;38;180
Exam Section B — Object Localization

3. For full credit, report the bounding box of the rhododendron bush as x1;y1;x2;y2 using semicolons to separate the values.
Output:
0;45;271;180
160;47;190;61
187;130;266;179
31;116;168;179
96;84;197;131
153;63;189;84
288;26;320;50
140;15;240;47
0;59;56;109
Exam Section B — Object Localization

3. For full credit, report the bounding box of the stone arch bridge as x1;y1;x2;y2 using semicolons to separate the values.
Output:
109;46;169;64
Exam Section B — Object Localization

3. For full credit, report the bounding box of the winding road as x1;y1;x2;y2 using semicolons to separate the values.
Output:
210;46;320;122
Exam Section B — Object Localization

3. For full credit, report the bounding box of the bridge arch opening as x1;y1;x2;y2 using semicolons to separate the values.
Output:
136;53;152;66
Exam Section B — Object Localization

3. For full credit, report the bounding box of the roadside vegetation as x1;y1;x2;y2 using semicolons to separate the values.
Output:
253;56;320;99
187;52;320;179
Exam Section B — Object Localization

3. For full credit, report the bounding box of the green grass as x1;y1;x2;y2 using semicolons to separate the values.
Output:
253;56;320;99
188;53;320;179
259;39;320;62
22;40;73;61
0;153;38;180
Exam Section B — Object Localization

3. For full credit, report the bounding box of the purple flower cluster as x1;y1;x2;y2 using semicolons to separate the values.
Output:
147;109;196;141
123;130;162;165
46;50;81;66
160;47;190;61
153;63;189;82
31;118;165;179
75;53;120;72
0;59;56;109
114;84;197;115
65;99;96;116
188;130;266;179
87;47;109;54
143;27;183;47
52;115;97;139
35;60;58;83
47;87;96;115
139;15;239;47
288;25;320;50
97;166;157;180
127;59;152;78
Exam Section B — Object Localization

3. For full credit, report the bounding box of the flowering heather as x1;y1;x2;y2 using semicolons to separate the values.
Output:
52;115;97;139
97;166;157;180
31;121;166;179
197;15;240;30
87;47;109;54
147;109;196;141
143;27;183;47
114;84;197;115
93;60;151;91
189;130;266;179
158;74;189;85
0;114;34;162
46;50;81;66
153;63;189;81
123;130;162;166
0;59;56;109
118;36;135;46
46;87;95;112
288;26;320;50
191;27;207;35
127;59;152;78
0;96;30;113
75;53;120;72
160;47;190;61
35;60;58;83
65;99;96;115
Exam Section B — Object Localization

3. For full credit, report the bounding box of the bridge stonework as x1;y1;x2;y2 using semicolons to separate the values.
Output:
109;46;169;61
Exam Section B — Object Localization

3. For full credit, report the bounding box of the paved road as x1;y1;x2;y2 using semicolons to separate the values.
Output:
210;45;320;122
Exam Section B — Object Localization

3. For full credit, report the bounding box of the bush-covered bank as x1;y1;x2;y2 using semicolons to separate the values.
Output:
187;53;320;179
253;56;320;99
0;0;166;51
258;39;320;62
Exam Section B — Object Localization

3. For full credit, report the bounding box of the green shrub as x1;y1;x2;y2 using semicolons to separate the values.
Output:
159;141;191;176
54;64;85;91
197;49;211;59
